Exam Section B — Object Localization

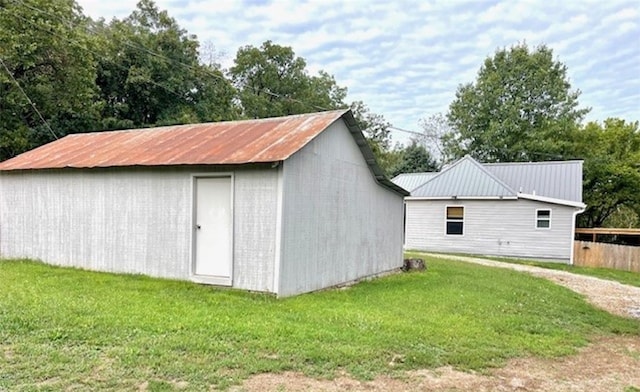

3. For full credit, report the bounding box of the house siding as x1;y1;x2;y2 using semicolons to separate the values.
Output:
0;166;277;292
405;199;577;260
278;121;404;297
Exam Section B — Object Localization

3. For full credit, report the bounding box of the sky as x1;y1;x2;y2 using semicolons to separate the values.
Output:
76;0;640;144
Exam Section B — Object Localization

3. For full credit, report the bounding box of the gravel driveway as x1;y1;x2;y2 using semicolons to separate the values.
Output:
425;253;640;320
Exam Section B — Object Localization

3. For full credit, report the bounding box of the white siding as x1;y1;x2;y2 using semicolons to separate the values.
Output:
405;199;577;260
0;166;277;292
278;121;405;297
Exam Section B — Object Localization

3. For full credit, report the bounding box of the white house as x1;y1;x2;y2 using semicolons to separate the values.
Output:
0;110;408;297
393;156;585;262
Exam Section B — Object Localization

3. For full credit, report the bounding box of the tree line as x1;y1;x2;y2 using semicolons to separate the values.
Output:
1;1;637;227
1;0;423;173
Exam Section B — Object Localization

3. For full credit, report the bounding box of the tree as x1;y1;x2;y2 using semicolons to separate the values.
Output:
390;141;438;177
199;39;225;69
575;119;640;228
229;40;346;118
349;101;400;174
0;0;101;160
350;101;391;150
445;43;589;162
417;112;454;163
93;0;237;129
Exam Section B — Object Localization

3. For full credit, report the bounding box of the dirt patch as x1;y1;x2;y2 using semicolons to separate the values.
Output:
1;345;15;361
232;336;640;391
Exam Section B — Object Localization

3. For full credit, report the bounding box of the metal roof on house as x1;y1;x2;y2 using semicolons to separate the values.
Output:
484;160;583;203
0;110;347;170
0;110;408;196
412;156;517;198
391;172;437;192
401;155;584;205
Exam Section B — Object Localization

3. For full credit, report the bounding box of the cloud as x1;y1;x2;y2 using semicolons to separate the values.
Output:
76;0;640;143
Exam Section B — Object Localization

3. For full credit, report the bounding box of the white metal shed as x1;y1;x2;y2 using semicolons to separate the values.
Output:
0;110;407;297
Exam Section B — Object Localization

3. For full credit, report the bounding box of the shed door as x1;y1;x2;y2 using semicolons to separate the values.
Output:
193;176;233;285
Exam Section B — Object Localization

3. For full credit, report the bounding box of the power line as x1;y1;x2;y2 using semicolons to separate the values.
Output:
0;57;59;140
6;0;579;163
5;2;415;144
389;125;424;137
11;0;332;114
11;0;504;145
6;12;189;104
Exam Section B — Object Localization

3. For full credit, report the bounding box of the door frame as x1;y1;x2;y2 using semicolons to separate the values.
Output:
190;172;234;286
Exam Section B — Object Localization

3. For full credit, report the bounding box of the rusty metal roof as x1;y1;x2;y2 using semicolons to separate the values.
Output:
0;110;350;170
0;109;409;196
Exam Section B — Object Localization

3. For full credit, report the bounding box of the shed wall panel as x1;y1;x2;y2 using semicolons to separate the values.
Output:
232;169;278;292
279;121;404;296
0;166;277;292
405;199;577;260
0;168;192;277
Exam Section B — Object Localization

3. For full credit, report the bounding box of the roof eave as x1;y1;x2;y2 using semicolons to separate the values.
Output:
517;193;586;208
340;111;409;197
406;196;518;201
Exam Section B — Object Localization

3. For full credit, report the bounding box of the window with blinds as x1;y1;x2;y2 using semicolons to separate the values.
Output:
446;206;464;235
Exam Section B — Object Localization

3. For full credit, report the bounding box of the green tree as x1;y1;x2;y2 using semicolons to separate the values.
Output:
0;0;101;160
390;141;438;177
93;0;237;129
575;119;640;228
350;101;391;149
350;101;401;175
445;43;589;162
229;40;346;118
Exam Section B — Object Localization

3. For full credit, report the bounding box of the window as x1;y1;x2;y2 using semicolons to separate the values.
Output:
446;206;464;235
536;209;551;228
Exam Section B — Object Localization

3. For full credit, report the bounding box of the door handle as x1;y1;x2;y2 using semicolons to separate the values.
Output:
196;224;201;230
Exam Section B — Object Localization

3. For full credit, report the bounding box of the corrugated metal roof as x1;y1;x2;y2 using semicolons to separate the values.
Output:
484;160;583;203
0;110;348;170
412;156;517;198
0;110;408;197
391;172;437;192
402;156;583;203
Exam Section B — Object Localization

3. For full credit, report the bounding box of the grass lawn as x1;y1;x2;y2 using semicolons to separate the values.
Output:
1;256;638;390
482;255;640;288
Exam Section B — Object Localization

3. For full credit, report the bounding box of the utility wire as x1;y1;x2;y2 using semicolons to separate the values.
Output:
0;57;59;140
11;0;333;114
4;0;581;163
6;9;188;102
389;125;424;137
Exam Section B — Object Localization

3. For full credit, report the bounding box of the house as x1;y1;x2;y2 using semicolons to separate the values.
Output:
0;110;408;297
393;156;585;262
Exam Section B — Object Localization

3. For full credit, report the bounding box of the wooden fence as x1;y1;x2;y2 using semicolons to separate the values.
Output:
573;241;640;272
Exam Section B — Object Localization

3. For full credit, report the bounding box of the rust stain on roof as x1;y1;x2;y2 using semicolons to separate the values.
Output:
0;110;348;171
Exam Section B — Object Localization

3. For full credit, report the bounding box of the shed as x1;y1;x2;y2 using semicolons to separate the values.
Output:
0;110;407;297
393;156;585;262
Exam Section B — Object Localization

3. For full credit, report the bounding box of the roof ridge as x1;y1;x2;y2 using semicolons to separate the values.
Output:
463;156;517;195
413;155;516;195
396;171;436;177
65;110;350;138
484;160;583;166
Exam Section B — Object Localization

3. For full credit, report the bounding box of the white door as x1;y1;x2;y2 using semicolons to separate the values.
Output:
193;176;233;285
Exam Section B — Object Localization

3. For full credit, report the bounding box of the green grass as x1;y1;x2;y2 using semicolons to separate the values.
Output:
1;256;638;390
482;255;640;288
